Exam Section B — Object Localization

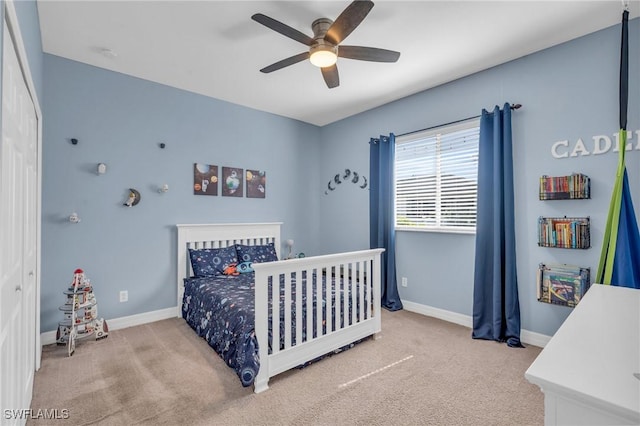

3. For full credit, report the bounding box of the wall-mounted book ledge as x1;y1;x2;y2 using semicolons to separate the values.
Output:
537;216;590;249
539;173;590;200
537;263;591;308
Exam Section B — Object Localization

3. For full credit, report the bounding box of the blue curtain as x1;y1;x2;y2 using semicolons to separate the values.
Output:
370;134;403;311
611;169;640;287
472;104;523;348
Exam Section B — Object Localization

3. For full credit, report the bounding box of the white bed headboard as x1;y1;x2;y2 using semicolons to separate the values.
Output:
175;222;282;316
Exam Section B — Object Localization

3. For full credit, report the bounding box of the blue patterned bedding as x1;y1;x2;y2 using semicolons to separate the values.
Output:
182;271;366;387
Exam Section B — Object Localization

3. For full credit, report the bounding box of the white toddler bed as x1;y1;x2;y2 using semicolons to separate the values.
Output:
176;222;384;393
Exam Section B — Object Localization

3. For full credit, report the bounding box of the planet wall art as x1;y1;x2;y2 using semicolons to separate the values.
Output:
222;167;243;197
246;169;266;199
192;163;265;199
193;163;218;196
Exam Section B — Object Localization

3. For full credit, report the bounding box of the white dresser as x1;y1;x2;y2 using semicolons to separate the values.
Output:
525;284;640;425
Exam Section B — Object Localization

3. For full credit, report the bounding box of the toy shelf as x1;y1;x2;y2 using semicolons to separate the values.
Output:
56;269;108;356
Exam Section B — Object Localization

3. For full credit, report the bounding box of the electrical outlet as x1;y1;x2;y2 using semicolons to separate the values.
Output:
119;290;128;302
401;277;408;287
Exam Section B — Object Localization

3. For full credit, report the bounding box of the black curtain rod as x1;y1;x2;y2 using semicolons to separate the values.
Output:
396;103;522;138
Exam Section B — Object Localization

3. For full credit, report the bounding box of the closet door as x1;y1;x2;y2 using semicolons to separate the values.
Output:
0;21;38;421
19;30;38;410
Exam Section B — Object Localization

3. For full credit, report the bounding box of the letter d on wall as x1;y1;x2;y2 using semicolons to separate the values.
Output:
592;135;612;155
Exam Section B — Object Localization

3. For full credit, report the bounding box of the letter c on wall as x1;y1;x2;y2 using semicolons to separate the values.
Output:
551;140;569;159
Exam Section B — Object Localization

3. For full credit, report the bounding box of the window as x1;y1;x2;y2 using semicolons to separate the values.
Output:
395;119;480;233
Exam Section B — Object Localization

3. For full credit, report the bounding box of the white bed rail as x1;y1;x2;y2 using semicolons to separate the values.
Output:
176;223;384;393
252;248;384;393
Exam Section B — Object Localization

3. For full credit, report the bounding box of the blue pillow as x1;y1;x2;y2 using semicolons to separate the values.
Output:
235;243;278;265
236;261;254;274
189;246;238;277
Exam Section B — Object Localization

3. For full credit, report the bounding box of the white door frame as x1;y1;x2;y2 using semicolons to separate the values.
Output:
4;0;43;369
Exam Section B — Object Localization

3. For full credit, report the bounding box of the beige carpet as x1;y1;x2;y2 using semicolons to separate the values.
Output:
30;310;544;426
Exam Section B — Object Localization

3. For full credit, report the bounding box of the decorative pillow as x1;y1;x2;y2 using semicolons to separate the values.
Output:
188;246;238;277
236;261;254;274
222;263;240;276
235;243;278;265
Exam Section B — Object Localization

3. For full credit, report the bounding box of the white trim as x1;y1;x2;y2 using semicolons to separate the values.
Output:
106;307;176;330
521;328;552;348
396;226;476;235
402;300;472;328
402;300;551;348
40;307;176;346
394;118;480;233
39;301;553;350
4;0;44;370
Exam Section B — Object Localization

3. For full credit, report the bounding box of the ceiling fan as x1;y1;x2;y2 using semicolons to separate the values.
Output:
252;0;400;89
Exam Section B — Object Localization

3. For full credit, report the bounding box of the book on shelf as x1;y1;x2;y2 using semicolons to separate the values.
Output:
539;173;590;200
537;216;590;249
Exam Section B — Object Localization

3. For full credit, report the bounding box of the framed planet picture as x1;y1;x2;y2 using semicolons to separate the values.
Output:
246;169;266;198
222;166;243;197
193;163;218;196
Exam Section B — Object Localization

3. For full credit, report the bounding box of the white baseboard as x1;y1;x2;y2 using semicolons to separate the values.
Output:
519;329;551;348
402;300;551;348
41;306;178;346
402;301;473;328
41;302;552;348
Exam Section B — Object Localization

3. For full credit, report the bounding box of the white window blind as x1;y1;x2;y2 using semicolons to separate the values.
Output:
395;119;480;233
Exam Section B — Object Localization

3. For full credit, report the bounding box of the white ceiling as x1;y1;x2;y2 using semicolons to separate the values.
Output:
37;0;639;126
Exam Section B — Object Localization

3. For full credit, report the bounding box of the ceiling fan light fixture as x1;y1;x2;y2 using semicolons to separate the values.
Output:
252;1;399;88
310;45;338;68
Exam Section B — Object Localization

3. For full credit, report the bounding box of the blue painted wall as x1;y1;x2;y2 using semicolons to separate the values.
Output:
319;18;639;337
13;0;43;101
16;0;635;338
40;55;321;332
